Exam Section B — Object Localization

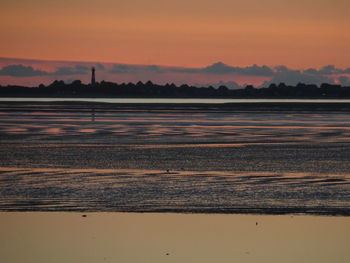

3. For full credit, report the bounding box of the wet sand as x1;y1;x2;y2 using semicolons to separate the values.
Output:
0;167;349;215
1;101;350;215
1;212;350;263
1;143;349;173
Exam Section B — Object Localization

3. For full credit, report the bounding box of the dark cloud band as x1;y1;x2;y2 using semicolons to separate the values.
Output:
1;60;349;87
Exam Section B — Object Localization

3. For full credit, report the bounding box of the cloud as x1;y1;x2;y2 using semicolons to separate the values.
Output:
109;64;138;74
343;68;350;74
338;76;350;86
194;80;242;89
240;65;274;76
0;64;48;77
109;64;170;74
202;62;234;74
202;62;274;76
304;65;346;75
318;65;339;74
52;65;90;76
0;64;93;77
144;65;165;72
109;62;274;76
1;59;349;88
262;66;334;86
95;63;105;70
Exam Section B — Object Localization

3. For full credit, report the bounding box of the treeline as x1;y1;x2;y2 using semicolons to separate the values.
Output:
1;80;350;98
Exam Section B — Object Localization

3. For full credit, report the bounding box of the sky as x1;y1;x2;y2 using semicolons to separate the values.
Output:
1;0;350;86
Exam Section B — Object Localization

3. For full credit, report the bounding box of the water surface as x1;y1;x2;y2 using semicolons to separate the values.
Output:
2;97;350;104
1;102;350;214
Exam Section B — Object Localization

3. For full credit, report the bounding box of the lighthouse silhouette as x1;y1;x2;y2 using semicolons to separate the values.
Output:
91;67;96;86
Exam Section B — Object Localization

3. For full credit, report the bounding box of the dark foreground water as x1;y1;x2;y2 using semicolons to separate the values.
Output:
1;101;350;215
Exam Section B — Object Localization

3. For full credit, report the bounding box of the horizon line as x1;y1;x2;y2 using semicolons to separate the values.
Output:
1;56;348;70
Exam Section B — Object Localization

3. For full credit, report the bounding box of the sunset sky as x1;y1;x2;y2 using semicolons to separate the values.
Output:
1;0;350;86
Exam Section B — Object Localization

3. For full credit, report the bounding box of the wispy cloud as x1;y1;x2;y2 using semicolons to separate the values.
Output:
108;62;274;76
0;64;92;77
263;66;335;86
201;62;274;76
338;76;350;86
53;65;90;76
0;64;48;77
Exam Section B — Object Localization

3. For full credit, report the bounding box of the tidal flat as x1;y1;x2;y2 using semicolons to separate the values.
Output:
0;100;350;215
1;100;350;263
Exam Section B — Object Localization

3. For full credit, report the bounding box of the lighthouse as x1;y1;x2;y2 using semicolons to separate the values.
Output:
91;67;96;86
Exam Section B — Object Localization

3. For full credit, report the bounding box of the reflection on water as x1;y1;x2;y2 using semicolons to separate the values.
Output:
0;168;349;215
1;104;350;214
2;97;350;103
1;110;350;144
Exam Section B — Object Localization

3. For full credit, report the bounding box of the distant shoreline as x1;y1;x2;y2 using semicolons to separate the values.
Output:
1;98;350;112
1;81;350;99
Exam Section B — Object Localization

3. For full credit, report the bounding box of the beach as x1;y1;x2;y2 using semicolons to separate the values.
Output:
1;212;350;263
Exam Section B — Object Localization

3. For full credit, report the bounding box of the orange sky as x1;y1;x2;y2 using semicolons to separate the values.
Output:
1;0;350;68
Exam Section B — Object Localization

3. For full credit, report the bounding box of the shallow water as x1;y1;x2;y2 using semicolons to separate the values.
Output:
1;108;350;144
2;97;350;103
1;103;350;214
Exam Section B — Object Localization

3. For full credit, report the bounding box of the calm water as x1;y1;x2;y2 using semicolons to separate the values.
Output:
2;97;350;104
0;102;350;214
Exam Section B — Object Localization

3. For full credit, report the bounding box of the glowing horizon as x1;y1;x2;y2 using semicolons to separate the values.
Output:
1;0;350;69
